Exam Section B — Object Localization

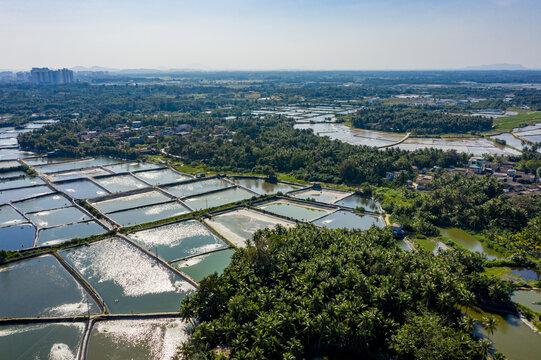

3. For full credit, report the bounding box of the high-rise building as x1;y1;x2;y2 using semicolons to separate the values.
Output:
30;67;74;84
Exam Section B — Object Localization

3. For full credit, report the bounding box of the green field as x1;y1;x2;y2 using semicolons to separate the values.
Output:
486;111;541;135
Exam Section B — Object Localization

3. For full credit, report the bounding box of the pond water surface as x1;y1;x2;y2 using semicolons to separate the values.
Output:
173;249;235;282
37;221;106;247
163;178;231;198
91;191;172;213
232;178;302;195
0;224;36;250
257;200;333;221
56;180;110;199
312;210;384;230
439;228;502;260
182;187;255;211
107;202;190;227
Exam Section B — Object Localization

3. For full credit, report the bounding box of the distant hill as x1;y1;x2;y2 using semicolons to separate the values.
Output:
71;66;118;72
462;63;528;71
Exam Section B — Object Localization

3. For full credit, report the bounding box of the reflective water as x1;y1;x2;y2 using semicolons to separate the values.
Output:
0;170;26;179
0;149;35;160
511;290;541;313
0;224;36;250
312;210;384;230
86;319;189;360
439;228;502;260
232;178;302;195
257;200;332;221
292;189;352;204
173;249;235;282
510;268;541;281
467;307;541;360
107;202;190;227
490;133;525;150
0;254;100;318
37;221;106;247
60;238;196;314
49;167;112;182
94;174;148;193
0;176;45;190
91;191;171;213
128;220;227;262
56;180;110;199
0;185;53;203
206;208;296;248
134;169;191;186
104;162;162;173
27;206;91;228
13;193;72;213
294;122;401;147
0;322;85;360
0;160;21;169
334;194;380;212
35;158;120;174
163;178;231;198
0;204;27;227
183;187;255;211
23;156;78;166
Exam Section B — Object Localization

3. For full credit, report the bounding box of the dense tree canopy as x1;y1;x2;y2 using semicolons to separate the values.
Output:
180;225;510;359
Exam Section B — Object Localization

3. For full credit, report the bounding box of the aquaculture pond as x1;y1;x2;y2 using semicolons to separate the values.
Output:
48;167;112;182
334;194;380;212
0;170;26;179
439;227;502;260
94;174;148;193
312;210;384;230
128;219;227;262
257;200;333;221
27;206;91;228
163;178;231;198
231;178;302;195
0;204;27;227
292;188;352;204
107;202;190;227
173;249;236;282
12;193;71;213
0;322;86;360
37;221;106;247
91;190;172;214
55;180;110;199
0;160;21;169
0;185;52;203
60;238;196;314
103;162;162;173
182;187;255;211
35;158;120;174
22;156;77;166
134;168;192;186
511;290;541;313
467;307;541;360
86;319;190;360
0;254;101;318
510;267;541;281
0;176;45;190
0;224;36;250
205;208;296;248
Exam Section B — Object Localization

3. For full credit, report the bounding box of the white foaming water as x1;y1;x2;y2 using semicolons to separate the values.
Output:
44;301;90;317
178;254;209;267
65;238;195;296
49;343;75;360
93;319;189;359
131;221;212;247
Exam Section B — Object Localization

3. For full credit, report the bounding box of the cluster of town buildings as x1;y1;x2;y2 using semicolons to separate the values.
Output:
0;68;74;84
405;156;541;195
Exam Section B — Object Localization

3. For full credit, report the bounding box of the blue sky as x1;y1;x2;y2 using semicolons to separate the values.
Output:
1;0;540;70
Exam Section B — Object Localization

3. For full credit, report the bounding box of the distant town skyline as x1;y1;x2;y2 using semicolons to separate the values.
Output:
1;0;540;71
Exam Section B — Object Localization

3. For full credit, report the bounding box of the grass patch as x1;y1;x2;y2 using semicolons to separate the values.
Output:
485;111;541;135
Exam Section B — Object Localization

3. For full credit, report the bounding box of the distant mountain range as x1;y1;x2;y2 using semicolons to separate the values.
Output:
462;63;528;71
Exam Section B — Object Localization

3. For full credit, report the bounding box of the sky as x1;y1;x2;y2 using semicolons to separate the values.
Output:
1;0;540;71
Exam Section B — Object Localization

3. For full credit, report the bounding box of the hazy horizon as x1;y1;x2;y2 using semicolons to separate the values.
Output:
1;0;540;71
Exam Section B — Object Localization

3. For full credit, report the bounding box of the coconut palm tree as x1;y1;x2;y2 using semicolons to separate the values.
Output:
482;316;498;340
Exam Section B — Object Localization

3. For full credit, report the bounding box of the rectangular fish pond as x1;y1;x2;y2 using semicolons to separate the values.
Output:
205;208;296;248
48;167;113;182
162;178;231;198
59;237;197;314
34;157;121;174
0;185;53;204
0;223;36;250
90;190;172;214
0;254;101;318
106;201;191;227
94;174;149;193
334;194;380;212
86;318;190;360
133;168;192;186
256;199;335;222
291;188;352;204
55;179;110;199
312;210;384;230
103;162;162;174
231;177;303;195
0;322;86;360
128;219;228;262
37;221;107;247
0;204;27;227
172;249;236;282
181;187;255;211
27;206;92;228
0;176;45;191
12;193;72;213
